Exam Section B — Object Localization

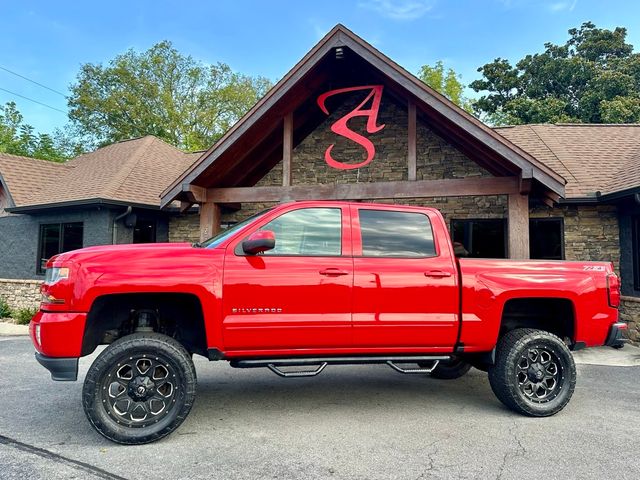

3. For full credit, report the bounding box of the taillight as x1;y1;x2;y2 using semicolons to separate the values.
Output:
607;273;620;308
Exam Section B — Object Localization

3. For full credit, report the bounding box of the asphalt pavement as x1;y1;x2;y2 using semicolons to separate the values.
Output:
0;336;639;480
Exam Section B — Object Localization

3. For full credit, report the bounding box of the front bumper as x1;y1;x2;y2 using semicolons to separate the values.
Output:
35;353;78;381
29;310;87;357
604;322;627;348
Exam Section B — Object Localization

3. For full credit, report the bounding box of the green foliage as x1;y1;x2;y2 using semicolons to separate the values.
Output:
68;41;273;151
418;61;474;113
14;307;37;325
0;102;79;161
470;22;640;125
0;297;12;319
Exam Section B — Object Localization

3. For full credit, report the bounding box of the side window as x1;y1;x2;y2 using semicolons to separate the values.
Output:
261;208;342;256
359;210;436;257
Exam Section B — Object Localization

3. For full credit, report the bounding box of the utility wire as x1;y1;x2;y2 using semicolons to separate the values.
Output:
0;65;67;98
0;86;67;114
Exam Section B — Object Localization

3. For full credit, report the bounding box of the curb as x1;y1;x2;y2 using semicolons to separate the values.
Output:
573;344;640;367
0;322;29;336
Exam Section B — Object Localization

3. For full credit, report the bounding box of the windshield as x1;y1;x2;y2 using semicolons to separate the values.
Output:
198;208;274;249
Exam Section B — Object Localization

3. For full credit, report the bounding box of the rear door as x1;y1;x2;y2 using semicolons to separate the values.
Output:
351;205;459;349
222;205;353;352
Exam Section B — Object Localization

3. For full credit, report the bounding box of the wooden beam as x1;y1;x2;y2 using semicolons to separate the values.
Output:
207;176;520;203
519;176;532;195
182;184;207;204
282;112;293;187
199;202;221;242
508;193;530;259
179;201;194;213
408;101;417;181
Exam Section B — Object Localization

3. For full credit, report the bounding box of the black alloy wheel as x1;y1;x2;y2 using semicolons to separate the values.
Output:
488;328;576;417
83;332;196;444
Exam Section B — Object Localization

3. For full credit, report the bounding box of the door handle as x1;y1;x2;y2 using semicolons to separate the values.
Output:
424;270;452;278
319;268;349;276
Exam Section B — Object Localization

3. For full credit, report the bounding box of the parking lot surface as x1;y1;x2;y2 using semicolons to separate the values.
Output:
1;336;639;480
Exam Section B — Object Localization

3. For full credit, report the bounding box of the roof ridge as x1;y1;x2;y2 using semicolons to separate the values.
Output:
0;151;73;168
528;125;580;184
111;136;188;201
102;136;156;199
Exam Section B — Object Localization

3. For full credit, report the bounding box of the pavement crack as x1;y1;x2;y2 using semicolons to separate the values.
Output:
0;434;128;480
496;423;527;480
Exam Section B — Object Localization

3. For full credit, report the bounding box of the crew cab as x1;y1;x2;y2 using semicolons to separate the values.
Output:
30;201;625;444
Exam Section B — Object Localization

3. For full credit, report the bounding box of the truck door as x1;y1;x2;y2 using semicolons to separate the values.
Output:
222;205;353;352
351;206;459;349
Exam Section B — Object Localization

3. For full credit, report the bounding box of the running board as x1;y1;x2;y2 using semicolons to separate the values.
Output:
230;355;450;378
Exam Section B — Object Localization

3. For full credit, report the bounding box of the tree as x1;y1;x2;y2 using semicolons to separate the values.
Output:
418;61;474;113
0;102;73;161
470;22;640;125
68;41;272;151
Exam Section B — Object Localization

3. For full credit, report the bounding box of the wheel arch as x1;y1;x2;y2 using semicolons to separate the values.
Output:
82;292;207;357
499;297;576;345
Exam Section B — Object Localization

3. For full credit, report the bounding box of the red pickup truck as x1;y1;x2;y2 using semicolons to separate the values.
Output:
30;201;625;444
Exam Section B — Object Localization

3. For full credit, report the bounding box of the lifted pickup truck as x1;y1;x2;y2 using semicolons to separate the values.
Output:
31;201;625;444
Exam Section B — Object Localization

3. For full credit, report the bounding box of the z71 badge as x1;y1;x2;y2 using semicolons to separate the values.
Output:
583;265;606;272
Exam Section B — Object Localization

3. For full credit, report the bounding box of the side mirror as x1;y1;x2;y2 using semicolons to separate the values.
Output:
242;230;275;255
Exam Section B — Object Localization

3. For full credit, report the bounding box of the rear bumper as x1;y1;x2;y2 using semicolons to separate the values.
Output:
604;322;627;348
35;353;78;381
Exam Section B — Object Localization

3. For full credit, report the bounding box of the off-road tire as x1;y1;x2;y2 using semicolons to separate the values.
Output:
82;332;197;444
488;328;576;417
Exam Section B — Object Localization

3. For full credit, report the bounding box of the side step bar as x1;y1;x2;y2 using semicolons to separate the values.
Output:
231;355;450;378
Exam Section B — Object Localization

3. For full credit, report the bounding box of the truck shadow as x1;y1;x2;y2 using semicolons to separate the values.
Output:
189;364;507;421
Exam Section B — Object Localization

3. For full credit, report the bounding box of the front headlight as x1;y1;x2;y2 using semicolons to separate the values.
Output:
45;267;70;284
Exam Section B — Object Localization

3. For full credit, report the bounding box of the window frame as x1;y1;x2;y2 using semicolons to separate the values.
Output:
235;207;345;258
36;222;84;274
529;217;565;260
355;208;438;259
450;218;508;259
633;215;640;292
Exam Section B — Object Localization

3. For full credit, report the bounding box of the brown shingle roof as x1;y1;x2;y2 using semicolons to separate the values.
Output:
0;152;71;206
495;124;640;198
2;136;199;210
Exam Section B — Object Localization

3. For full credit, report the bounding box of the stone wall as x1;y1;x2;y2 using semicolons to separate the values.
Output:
168;213;200;243
620;297;640;344
0;278;41;312
530;204;620;270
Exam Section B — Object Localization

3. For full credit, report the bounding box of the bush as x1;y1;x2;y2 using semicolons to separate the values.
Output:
0;297;12;319
14;307;37;325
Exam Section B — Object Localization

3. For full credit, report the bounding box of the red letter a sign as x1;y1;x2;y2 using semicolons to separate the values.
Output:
316;85;385;170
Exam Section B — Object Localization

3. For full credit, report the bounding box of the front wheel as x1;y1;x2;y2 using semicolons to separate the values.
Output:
488;328;576;417
82;333;197;444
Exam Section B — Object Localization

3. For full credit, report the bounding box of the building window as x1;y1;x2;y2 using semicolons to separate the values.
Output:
451;219;507;258
133;220;156;243
38;222;83;274
359;209;436;257
530;218;564;260
634;216;640;291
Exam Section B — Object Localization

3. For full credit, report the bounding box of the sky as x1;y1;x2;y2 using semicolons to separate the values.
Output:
1;0;639;134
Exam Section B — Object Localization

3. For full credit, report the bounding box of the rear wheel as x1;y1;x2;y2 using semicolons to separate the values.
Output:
420;356;472;379
82;332;196;444
488;328;576;417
